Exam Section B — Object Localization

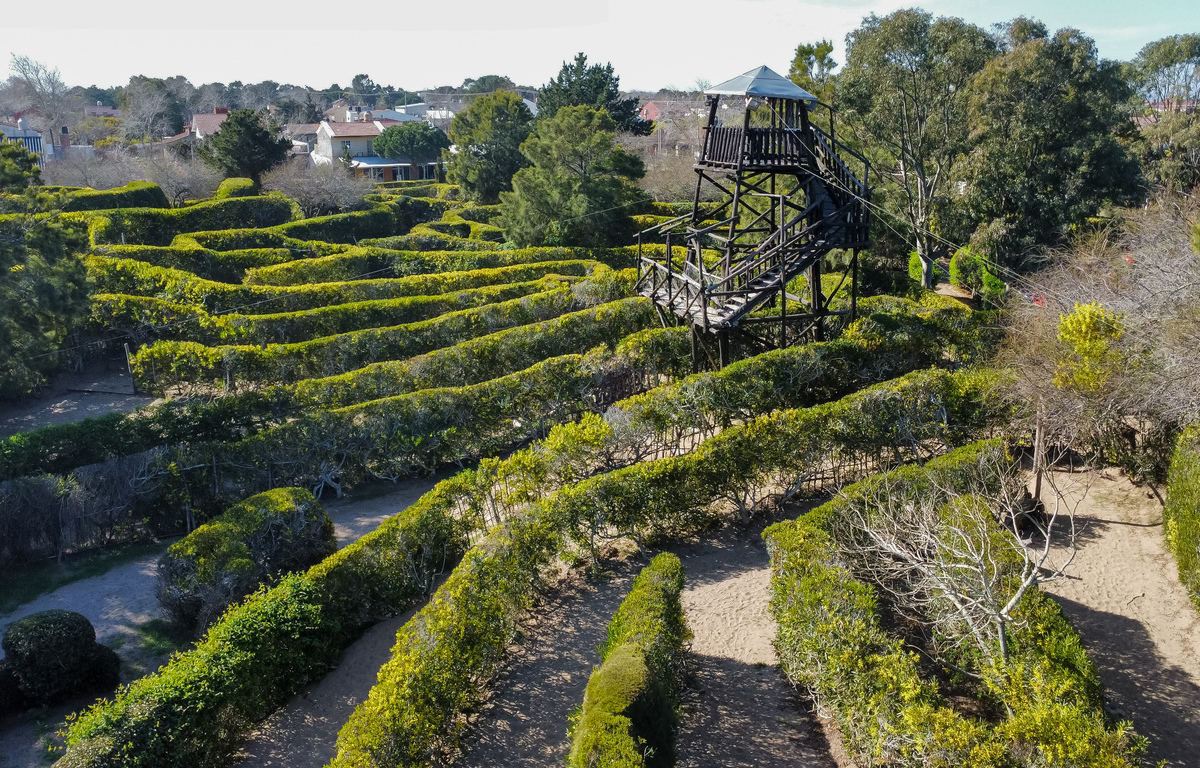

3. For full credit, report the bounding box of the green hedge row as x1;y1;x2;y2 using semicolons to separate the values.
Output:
243;245;587;286
329;511;558;767
88;195;300;246
1165;424;1200;607
766;441;1140;767
130;274;625;390
92;243;293;283
86;253;602;315
172;229;347;255
156;487;335;632
567;553;688;768
1;300;664;486
60;182;170;212
269;197;435;244
92;271;579;346
55;364;1002;767
328;368;1005;767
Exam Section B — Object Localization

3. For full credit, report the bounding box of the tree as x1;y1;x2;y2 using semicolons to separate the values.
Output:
263;161;374;217
537;53;652;135
6;55;78;134
198;108;290;185
372;122;450;180
839;10;996;287
957;22;1142;266
789;39;837;107
0;144;90;398
447;90;535;203
463;75;516;94
1134;35;1200;192
120;76;183;141
498;106;645;247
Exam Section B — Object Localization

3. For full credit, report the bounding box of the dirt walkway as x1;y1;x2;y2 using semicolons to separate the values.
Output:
1040;470;1200;766
0;369;156;439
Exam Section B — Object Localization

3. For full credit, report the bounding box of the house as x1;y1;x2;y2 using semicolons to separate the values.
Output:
312;119;440;181
191;108;229;140
85;101;121;118
284;123;320;152
0;118;46;162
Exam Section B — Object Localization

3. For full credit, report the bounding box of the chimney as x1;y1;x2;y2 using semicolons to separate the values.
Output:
215;107;229;115
59;126;69;157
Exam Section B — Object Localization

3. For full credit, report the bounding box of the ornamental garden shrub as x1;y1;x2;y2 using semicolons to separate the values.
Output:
60;181;170;212
1;610;119;706
213;178;258;199
88;195;299;246
1165;424;1200;607
156;487;336;632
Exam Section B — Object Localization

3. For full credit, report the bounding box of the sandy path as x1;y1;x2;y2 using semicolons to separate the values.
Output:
0;369;156;439
1040;470;1200;766
671;527;836;768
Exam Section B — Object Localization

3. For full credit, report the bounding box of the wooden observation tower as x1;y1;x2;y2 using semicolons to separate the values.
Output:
636;65;871;370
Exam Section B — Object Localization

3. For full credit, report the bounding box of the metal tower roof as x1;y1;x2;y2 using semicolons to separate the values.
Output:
706;65;818;103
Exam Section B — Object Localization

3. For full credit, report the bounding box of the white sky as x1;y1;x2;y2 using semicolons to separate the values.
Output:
1;0;1196;92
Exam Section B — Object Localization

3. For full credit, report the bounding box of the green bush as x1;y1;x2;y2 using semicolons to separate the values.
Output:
0;659;28;716
131;282;590;389
330;512;557;767
157;488;336;632
213;178;258;199
568;553;688;768
59;493;466;767
1;610;119;705
767;441;1140;767
92;273;578;346
1165;424;1200;607
949;248;1007;307
61;181;169;212
88;195;299;246
908;250;943;286
94;243;292;282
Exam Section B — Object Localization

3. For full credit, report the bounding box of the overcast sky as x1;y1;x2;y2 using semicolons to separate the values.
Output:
2;0;1196;93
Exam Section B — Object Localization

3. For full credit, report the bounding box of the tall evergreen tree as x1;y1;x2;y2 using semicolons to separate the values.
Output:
537;53;652;135
198;108;290;185
447;90;534;203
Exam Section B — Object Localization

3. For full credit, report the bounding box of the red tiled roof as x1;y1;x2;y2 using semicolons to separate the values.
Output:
286;123;320;135
192;112;228;137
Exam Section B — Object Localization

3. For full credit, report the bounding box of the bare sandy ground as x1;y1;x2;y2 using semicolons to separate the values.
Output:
0;475;439;768
1040;470;1200;766
0;369;157;439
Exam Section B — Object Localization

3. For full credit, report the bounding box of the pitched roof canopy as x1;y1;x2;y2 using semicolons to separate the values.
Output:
706;66;818;103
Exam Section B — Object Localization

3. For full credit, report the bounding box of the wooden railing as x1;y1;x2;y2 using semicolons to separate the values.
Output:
702;126;810;168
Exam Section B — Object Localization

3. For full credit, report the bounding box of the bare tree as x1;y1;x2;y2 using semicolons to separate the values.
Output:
262;160;374;217
6;54;79;134
833;455;1082;670
122;80;174;142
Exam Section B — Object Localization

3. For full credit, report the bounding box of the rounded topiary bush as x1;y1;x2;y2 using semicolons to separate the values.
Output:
214;177;259;199
157;488;336;632
1;610;120;705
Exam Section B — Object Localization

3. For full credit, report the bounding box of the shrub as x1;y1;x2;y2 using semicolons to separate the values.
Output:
94;243;291;282
1165;424;1200;607
61;181;170;211
213;178;258;199
0;659;28;716
568;553;688;768
88;195;298;246
950;247;1007;307
1;610;120;705
157;487;336;632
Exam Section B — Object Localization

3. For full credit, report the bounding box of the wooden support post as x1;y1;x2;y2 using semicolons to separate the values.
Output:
718;330;731;368
691;326;702;374
850;248;859;323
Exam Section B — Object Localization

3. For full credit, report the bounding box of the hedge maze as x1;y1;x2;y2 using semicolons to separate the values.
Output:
0;178;1143;767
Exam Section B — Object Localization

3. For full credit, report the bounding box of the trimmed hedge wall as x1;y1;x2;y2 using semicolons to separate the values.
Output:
156;487;336;632
92;272;578;346
766;441;1140;767
93;243;293;283
86;253;602;315
568;553;688;768
88;195;300;246
60;182;170;212
129;279;605;389
1165;424;1200;607
243;245;586;286
213;178;258;199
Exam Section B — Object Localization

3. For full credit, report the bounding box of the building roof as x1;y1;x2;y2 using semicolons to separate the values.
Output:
321;119;413;138
192;112;228;137
706;66;817;103
286;123;320;135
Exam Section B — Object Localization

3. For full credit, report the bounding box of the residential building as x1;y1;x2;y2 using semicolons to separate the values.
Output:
85;101;121;118
0;118;46;162
312;119;440;181
192;108;229;140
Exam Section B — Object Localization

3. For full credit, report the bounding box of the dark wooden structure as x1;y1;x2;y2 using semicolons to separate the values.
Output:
636;66;871;370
